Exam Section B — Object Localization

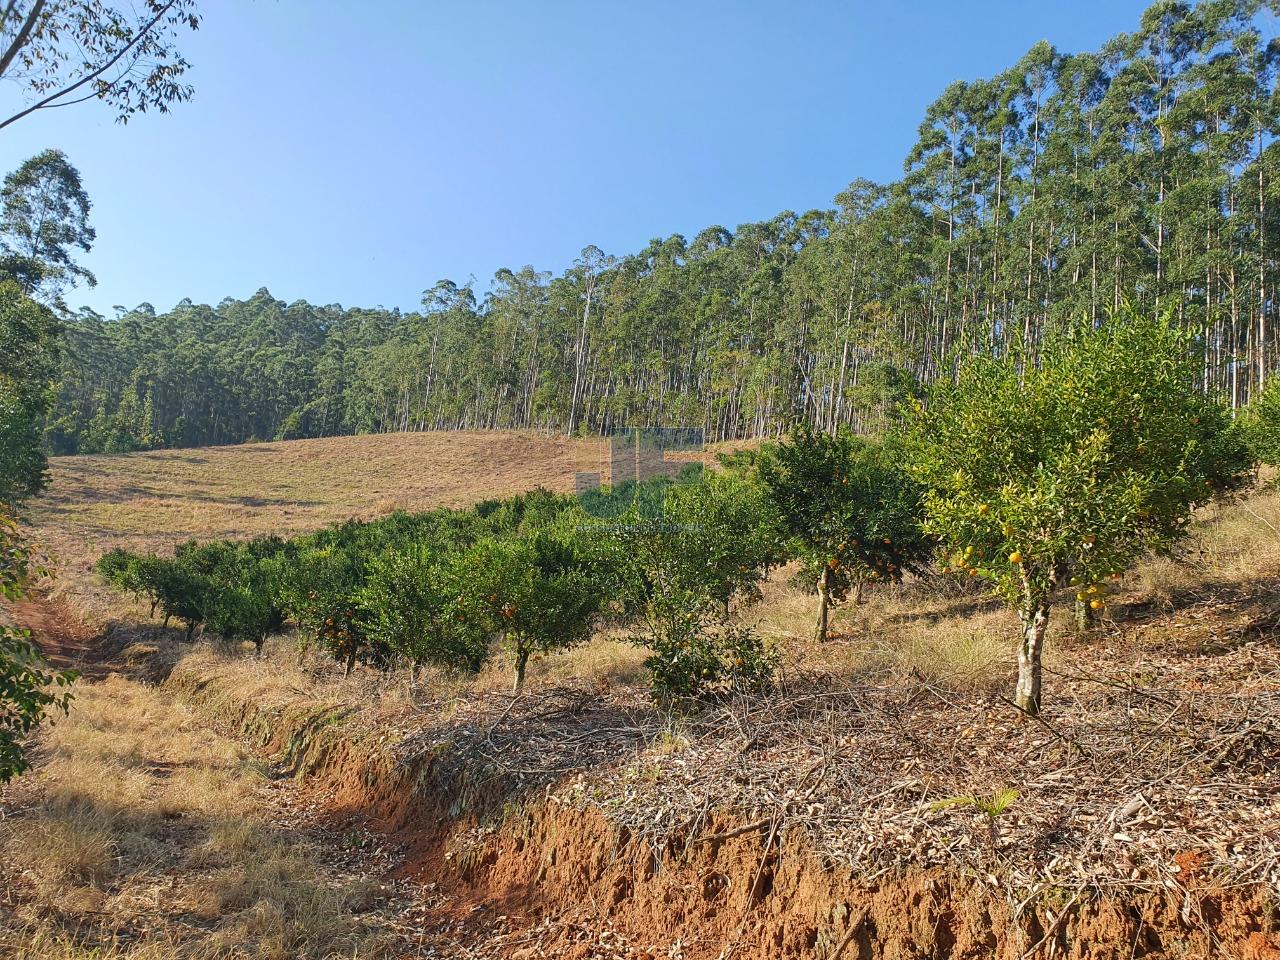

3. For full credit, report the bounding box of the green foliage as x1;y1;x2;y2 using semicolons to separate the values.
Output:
460;519;606;691
610;472;778;618
0;280;58;507
931;787;1020;850
908;311;1252;607
356;546;486;675
576;465;704;521
905;308;1254;713
931;787;1020;817
278;545;376;672
203;537;290;654
762;427;931;588
0;512;75;783
758;426;931;638
1241;375;1280;468
0;1;200;131
0;149;95;303
603;473;780;702
641;592;776;704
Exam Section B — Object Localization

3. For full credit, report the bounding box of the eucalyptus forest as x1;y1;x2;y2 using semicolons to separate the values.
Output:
48;0;1280;452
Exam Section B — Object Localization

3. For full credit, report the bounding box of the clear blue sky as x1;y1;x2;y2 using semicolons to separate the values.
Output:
0;0;1151;317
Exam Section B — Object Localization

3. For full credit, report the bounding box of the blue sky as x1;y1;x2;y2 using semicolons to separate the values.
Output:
0;0;1152;317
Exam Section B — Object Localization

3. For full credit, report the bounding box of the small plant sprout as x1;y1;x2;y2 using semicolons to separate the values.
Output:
931;787;1020;850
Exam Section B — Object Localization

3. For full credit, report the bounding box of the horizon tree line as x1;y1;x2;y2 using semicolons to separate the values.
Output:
32;0;1280;454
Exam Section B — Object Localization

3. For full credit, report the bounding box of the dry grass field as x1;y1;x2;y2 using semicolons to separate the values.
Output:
0;671;410;959
28;429;606;553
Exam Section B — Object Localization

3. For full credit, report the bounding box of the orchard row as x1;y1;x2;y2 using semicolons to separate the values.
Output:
99;311;1280;714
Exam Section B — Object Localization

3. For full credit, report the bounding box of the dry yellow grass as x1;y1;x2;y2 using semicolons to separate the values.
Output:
0;674;397;959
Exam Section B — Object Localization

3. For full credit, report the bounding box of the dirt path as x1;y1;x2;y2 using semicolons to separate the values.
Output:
8;593;113;678
0;596;421;958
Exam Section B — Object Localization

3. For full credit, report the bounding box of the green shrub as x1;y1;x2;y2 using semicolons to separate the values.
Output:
279;545;381;674
1241;375;1280;467
1;512;74;782
460;520;606;692
610;472;778;619
356;545;488;678
641;589;776;704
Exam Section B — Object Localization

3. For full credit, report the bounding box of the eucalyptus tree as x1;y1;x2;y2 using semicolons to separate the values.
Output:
38;0;1280;449
0;150;95;303
0;0;200;132
0;280;57;506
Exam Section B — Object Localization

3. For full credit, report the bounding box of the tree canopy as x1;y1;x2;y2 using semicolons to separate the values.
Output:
0;0;199;132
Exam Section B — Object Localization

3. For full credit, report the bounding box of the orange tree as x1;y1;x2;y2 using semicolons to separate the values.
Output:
356;544;488;681
203;538;291;656
279;544;380;675
606;473;779;703
461;518;607;693
758;426;931;642
903;310;1253;716
96;541;218;641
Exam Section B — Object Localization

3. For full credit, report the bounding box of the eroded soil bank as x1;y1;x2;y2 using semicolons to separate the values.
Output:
165;655;1280;960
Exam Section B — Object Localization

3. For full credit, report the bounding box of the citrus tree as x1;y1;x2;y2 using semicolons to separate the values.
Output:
758;426;931;642
202;538;290;656
356;544;488;681
603;473;778;620
606;475;779;702
279;544;381;675
1241;374;1280;468
462;523;604;693
634;583;777;704
904;310;1253;715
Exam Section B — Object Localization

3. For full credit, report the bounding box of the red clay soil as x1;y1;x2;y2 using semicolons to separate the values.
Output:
17;595;1280;959
394;801;1276;960
301;720;1280;960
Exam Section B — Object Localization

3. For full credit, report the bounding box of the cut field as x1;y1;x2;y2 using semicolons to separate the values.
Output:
30;430;605;550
